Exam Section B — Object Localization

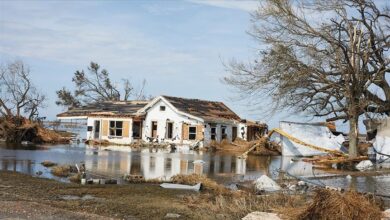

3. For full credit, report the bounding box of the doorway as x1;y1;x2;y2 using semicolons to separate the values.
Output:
232;127;237;141
132;121;142;139
151;121;158;138
166;122;173;139
93;120;100;139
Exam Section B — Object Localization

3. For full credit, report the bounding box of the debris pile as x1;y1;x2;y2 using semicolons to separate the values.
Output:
0;116;71;144
288;189;383;220
253;175;281;193
250;137;281;156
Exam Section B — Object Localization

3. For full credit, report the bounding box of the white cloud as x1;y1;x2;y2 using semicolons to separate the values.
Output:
188;0;259;12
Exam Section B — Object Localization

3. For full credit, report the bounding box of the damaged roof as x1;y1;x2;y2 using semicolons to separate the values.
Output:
162;95;241;122
57;100;149;118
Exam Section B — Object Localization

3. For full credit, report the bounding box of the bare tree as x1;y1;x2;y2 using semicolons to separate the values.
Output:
56;62;148;107
0;60;46;122
224;0;390;158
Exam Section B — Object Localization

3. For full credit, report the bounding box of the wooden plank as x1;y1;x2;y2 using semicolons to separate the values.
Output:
182;123;189;140
196;124;203;140
123;121;129;137
102;120;109;136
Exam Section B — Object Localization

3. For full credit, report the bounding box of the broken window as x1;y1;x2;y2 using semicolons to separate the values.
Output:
211;127;216;140
160;106;166;111
189;126;196;140
109;121;123;137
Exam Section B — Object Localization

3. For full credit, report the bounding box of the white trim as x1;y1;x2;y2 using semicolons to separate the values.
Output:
137;96;204;123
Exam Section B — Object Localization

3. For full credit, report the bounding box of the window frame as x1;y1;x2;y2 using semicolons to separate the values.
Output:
109;120;123;137
210;127;216;140
188;126;197;140
221;126;227;139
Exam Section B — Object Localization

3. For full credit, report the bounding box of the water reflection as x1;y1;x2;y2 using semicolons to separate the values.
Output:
1;142;390;198
83;147;266;181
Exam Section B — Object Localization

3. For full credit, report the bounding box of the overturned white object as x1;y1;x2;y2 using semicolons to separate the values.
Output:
253;175;281;192
356;160;374;171
242;212;281;220
271;121;344;156
160;183;201;191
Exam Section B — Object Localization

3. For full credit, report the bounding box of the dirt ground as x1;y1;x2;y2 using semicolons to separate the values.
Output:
0;171;216;220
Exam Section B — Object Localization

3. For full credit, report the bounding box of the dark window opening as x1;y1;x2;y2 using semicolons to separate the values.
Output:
132;121;142;139
221;126;227;139
109;121;123;137
160;106;166;111
151;121;158;138
232;127;237;141
87;126;93;131
211;127;216;140
189;126;196;140
166;122;173;139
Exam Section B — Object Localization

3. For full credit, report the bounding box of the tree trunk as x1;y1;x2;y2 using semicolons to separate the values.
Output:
348;113;359;158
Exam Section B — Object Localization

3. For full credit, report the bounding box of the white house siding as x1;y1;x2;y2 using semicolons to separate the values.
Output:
238;123;247;140
142;99;200;144
203;123;238;145
86;117;133;145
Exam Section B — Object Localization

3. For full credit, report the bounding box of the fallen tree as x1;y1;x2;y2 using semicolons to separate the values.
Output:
0;60;69;144
0;117;71;144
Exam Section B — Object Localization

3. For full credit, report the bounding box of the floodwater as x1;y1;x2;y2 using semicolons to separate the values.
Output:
1;142;390;196
0;142;285;183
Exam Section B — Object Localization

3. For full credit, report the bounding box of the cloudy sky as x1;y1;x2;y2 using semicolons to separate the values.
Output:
1;0;307;128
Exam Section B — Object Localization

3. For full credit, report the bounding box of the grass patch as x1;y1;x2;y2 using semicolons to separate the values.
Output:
51;165;74;177
69;173;81;183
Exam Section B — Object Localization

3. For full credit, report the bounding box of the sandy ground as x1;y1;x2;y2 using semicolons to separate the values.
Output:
0;171;216;220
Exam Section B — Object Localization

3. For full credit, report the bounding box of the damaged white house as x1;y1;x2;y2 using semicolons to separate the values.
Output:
57;95;267;146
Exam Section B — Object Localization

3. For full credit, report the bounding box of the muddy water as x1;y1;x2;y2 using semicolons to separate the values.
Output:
1;142;390;197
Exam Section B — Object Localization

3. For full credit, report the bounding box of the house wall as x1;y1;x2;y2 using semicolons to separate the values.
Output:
203;123;239;145
142;99;202;144
86;117;133;145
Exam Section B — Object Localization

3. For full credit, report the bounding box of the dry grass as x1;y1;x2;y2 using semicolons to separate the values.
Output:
51;165;76;177
68;173;81;183
284;189;383;220
41;160;57;167
184;192;306;219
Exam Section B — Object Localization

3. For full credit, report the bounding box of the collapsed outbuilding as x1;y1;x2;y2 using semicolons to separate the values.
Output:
269;121;345;156
365;117;390;162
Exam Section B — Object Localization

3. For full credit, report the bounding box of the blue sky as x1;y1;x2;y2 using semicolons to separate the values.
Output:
1;0;312;128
